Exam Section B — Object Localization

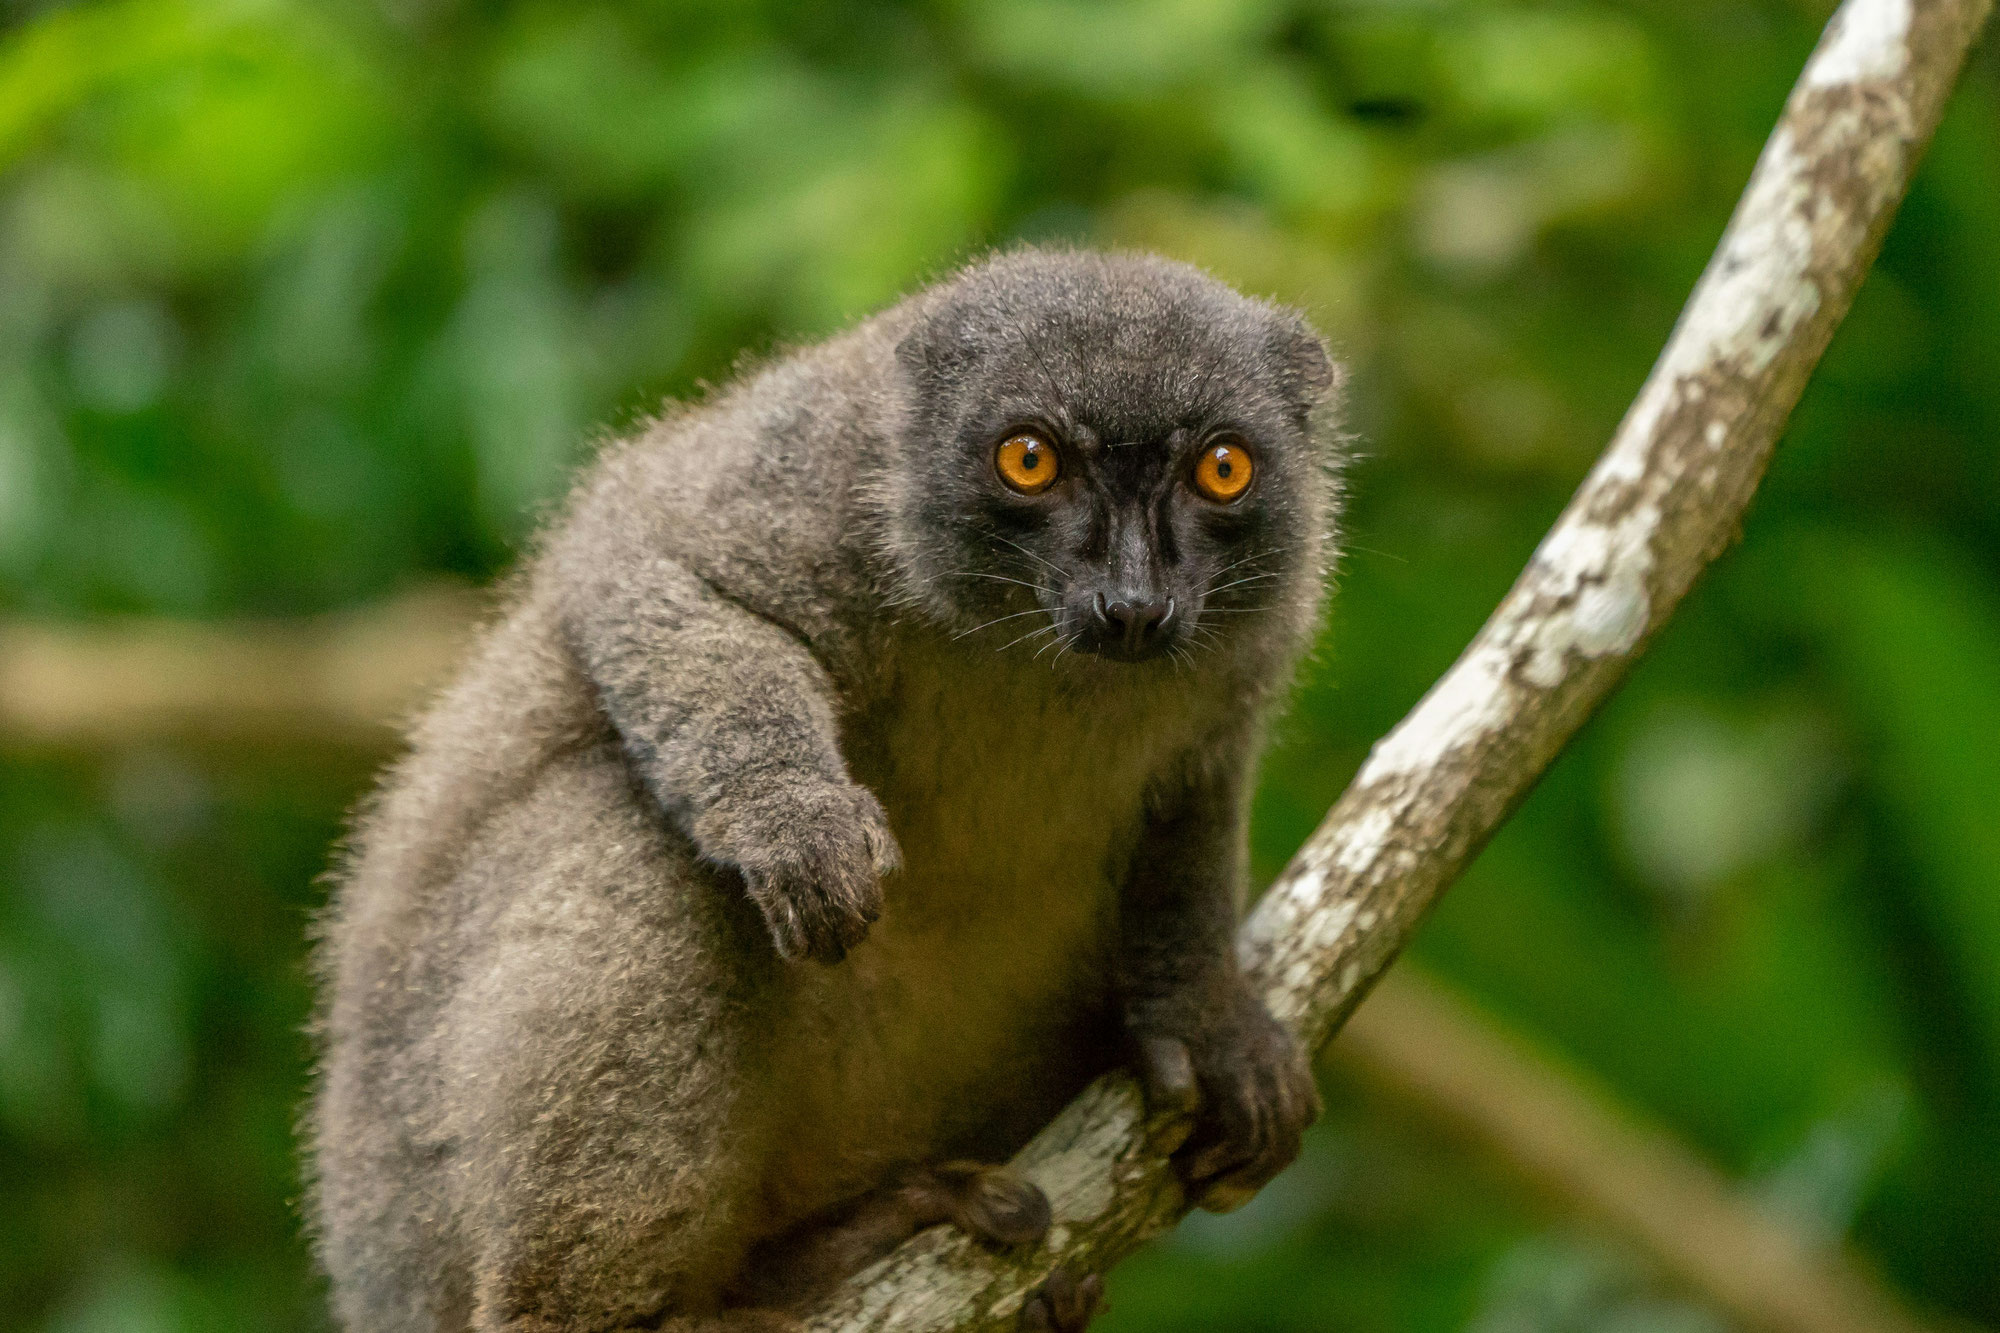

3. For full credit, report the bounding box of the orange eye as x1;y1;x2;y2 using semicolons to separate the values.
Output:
995;432;1059;494
1192;440;1254;503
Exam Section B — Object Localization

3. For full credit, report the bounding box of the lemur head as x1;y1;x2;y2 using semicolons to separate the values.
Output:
885;249;1341;666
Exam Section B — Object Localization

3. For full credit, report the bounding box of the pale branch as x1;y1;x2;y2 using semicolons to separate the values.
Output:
0;586;477;747
800;1;1992;1329
1340;967;1935;1333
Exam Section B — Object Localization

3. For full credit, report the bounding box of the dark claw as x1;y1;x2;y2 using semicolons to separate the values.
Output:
1195;1178;1260;1213
1021;1266;1103;1332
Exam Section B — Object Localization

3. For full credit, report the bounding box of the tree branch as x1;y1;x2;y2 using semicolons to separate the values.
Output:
798;2;1992;1328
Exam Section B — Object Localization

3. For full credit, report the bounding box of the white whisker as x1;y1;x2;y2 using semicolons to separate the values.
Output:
951;606;1052;641
985;531;1070;581
1195;549;1284;597
998;623;1060;653
945;570;1052;595
1203;571;1284;599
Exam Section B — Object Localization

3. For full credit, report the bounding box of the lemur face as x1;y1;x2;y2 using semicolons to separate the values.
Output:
891;252;1338;667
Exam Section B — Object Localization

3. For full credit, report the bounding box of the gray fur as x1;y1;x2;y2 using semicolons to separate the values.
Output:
308;249;1342;1332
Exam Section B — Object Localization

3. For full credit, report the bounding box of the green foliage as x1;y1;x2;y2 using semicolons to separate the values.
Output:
2;0;1997;1329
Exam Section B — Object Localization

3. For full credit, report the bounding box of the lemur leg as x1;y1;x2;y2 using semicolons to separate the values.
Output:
451;747;807;1333
1021;1267;1103;1332
736;1162;1052;1310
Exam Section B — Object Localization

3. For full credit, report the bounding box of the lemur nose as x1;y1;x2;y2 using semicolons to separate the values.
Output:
1096;594;1176;652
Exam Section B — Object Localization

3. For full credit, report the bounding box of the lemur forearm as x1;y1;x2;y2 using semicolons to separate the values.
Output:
1116;746;1253;1032
549;511;850;824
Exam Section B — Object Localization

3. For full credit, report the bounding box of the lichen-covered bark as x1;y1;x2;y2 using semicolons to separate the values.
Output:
803;3;1993;1329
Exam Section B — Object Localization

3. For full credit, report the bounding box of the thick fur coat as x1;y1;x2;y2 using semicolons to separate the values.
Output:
309;249;1342;1332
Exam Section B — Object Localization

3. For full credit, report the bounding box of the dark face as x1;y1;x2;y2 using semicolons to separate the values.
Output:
890;253;1336;668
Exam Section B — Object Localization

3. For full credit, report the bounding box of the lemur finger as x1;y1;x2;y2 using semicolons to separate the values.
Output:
1134;1033;1200;1154
1195;1065;1308;1212
1020;1267;1103;1333
1179;1072;1269;1189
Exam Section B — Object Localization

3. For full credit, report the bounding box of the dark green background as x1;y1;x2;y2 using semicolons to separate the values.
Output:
2;1;1997;1329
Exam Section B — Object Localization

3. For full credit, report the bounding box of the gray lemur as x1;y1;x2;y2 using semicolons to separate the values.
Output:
309;248;1341;1333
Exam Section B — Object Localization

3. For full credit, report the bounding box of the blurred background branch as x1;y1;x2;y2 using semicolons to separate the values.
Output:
1342;969;1942;1333
0;586;476;748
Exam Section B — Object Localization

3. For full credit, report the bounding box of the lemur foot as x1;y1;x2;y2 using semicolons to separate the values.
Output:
693;777;900;965
1020;1267;1102;1333
732;1162;1048;1310
1132;977;1321;1213
912;1161;1051;1248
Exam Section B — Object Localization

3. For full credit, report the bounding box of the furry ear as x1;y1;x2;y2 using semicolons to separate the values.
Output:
1265;310;1342;437
895;303;984;389
1270;310;1339;401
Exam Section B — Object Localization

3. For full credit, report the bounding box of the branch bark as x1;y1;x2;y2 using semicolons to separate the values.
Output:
798;2;1992;1328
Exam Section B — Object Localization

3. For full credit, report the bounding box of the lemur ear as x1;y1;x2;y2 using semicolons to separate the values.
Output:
1270;310;1340;402
896;302;984;389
